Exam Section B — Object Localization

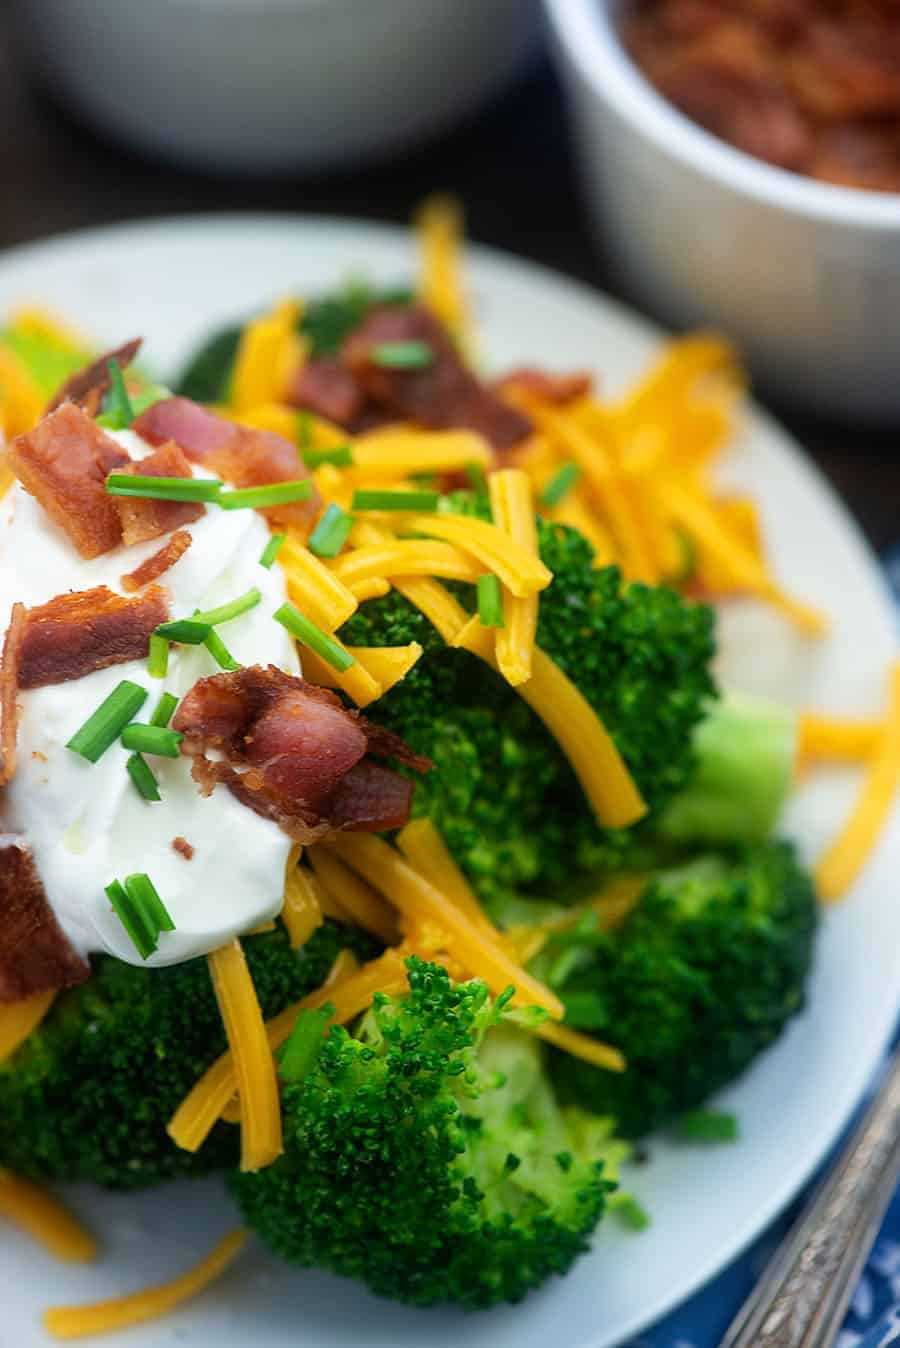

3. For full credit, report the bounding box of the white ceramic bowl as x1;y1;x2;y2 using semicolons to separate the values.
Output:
13;0;541;175
545;0;900;423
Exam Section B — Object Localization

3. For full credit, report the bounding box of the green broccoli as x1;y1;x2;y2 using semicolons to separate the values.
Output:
231;957;626;1309
341;519;717;912
545;840;818;1138
0;920;377;1190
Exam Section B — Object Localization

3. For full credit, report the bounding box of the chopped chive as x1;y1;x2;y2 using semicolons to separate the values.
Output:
279;1005;333;1082
540;462;581;508
155;618;213;645
351;488;440;512
193;587;261;627
106;475;223;503
96;358;134;430
297;411;313;450
274;603;355;672
205;629;240;671
260;533;286;569
677;1110;739;1144
67;680;148;763
465;462;488;494
609;1193;652;1231
218;480;313;511
371;340;433;370
128;385;170;417
308;503;353;559
149;692;178;728
477;574;505;628
301;444;354;469
126;753;161;802
148;634;169;679
105;879;156;960
120;723;184;758
124;873;175;933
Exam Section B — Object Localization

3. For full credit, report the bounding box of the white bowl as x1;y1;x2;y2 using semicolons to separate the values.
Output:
545;0;900;423
13;0;541;175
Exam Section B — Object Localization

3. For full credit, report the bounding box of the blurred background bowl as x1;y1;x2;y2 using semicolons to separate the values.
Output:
545;0;900;424
13;0;541;176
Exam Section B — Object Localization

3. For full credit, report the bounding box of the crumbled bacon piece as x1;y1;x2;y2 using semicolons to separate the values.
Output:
19;585;168;690
289;356;367;426
121;530;192;592
342;305;532;451
45;337;143;415
8;403;130;558
115;440;205;546
494;367;594;405
172;665;428;842
132;397;320;527
0;838;90;1001
172;836;195;861
0;604;26;786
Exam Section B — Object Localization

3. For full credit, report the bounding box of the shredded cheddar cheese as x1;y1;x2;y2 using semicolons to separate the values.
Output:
331;539;482;587
402;514;552;598
43;1230;247;1341
488;468;539;685
281;846;323;948
352;428;490;477
0;346;45;439
230;401;302;443
0;988;55;1064
302;642;422;698
278;532;358;631
0;1170;97;1263
230;298;304;411
308;846;399;943
537;1022;625;1073
797;713;883;764
397;817;497;937
417;194;469;343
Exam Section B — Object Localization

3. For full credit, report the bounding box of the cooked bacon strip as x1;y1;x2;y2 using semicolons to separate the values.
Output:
45;337;143;415
0;604;26;786
8;404;130;558
495;367;594;405
19;585;168;690
0;838;90;1001
289;356;367;426
342;305;532;451
115;440;205;545
132;397;319;527
121;531;192;592
172;837;195;861
172;665;426;842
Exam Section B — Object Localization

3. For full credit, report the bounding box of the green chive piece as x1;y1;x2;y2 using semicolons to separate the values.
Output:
371;340;433;370
120;723;184;758
274;603;355;672
125;873;175;933
96;358;134;430
106;474;223;503
301;444;354;470
540;462;581;508
205;629;240;671
67;680;148;763
127;385;170;417
351;488;440;512
126;753;161;803
193;587;261;627
308;503;353;559
279;1005;333;1083
260;534;286;569
609;1193;652;1231
465;462;488;494
477;574;505;628
150;692;178;728
105;879;156;960
297;411;313;450
218;480;313;511
155;619;212;645
148;634;169;679
677;1110;739;1144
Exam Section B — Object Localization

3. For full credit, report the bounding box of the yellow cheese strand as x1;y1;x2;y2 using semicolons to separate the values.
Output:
397;817;497;937
43;1230;247;1340
307;847;399;943
331;539;481;587
401;514;551;598
301;642;422;699
0;346;45;439
797;713;884;764
537;1022;625;1073
278;531;358;631
613;334;741;429
352;428;490;477
230;402;301;443
231;298;303;411
488;468;539;686
281;846;323;949
0;1170;97;1263
416;194;469;342
0;988;55;1064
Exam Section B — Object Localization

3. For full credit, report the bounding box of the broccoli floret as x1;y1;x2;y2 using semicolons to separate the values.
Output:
231;958;622;1309
546;840;818;1137
341;520;717;910
0;921;377;1190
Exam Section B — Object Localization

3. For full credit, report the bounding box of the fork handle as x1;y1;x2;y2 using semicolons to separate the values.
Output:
719;1044;900;1348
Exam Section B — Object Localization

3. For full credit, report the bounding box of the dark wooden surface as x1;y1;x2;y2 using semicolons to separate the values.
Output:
1;22;897;554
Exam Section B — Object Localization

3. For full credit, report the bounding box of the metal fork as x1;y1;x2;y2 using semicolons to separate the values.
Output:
718;1043;900;1348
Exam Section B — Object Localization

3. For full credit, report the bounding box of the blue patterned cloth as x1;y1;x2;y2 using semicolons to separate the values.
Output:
627;548;900;1348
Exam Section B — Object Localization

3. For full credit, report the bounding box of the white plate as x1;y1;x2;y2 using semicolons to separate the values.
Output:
1;216;898;1348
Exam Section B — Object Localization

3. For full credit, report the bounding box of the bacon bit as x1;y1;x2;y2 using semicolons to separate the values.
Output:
289;356;367;425
121;530;193;592
342;306;532;451
494;367;594;405
31;751;47;763
172;837;195;861
45;337;143;415
8;403;130;558
19;585;168;690
0;604;26;786
172;665;427;842
0;838;89;1002
132;397;320;527
115;440;205;546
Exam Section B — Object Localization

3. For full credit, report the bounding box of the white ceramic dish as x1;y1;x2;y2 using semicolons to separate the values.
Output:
0;215;898;1348
545;0;900;424
12;0;540;174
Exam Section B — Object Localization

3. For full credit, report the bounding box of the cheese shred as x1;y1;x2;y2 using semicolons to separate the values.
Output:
281;846;323;949
797;713;883;764
0;988;56;1064
0;1170;97;1263
308;846;399;943
488;469;539;686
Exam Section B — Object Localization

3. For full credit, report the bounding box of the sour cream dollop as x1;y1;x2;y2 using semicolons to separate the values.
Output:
0;428;300;967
